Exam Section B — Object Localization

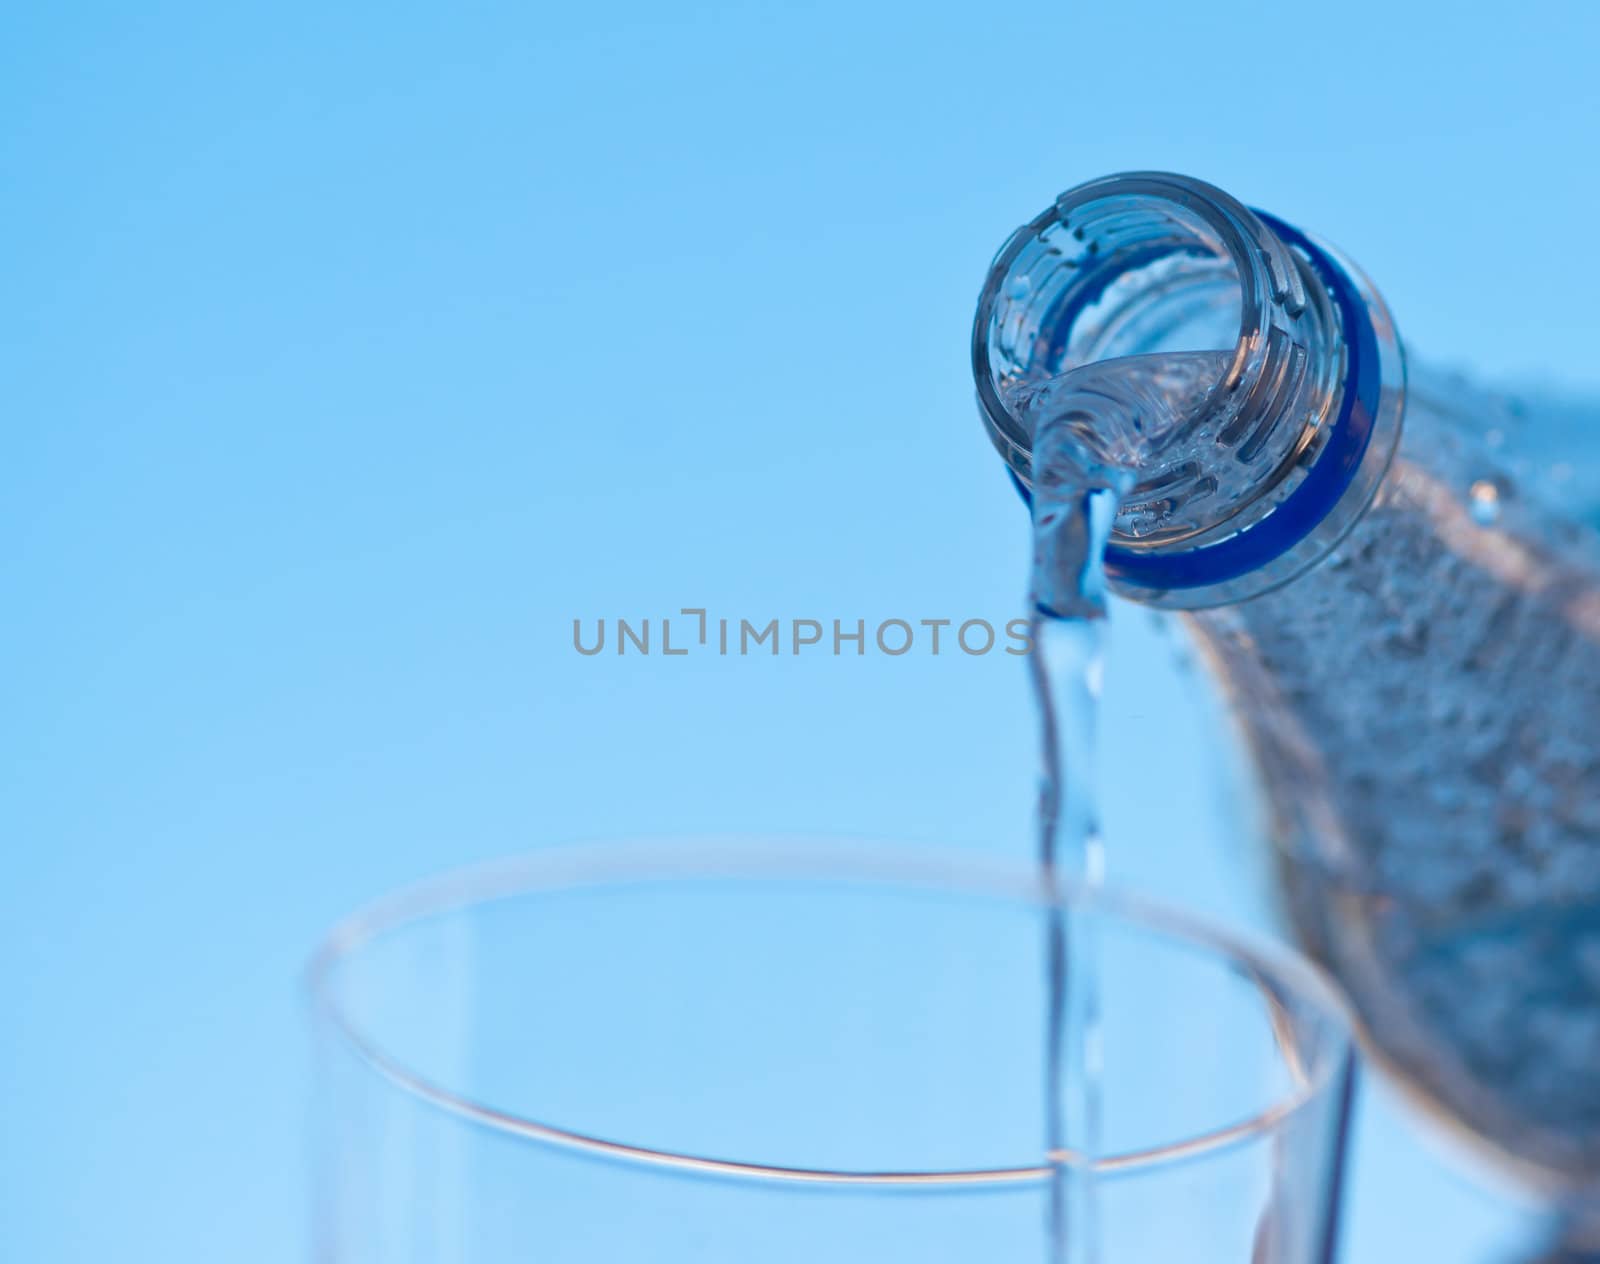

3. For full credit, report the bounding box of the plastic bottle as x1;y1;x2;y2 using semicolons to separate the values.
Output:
972;172;1600;1198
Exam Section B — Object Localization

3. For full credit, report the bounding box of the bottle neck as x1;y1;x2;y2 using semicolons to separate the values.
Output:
974;172;1406;609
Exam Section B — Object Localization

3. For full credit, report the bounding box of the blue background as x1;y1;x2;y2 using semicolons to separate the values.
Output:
4;2;1598;1259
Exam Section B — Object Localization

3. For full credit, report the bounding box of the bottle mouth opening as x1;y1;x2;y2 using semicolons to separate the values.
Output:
973;172;1275;492
973;173;1404;609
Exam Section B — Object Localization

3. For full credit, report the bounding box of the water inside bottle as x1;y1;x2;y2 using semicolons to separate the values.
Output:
1009;349;1238;546
1014;350;1227;1262
1193;398;1600;1181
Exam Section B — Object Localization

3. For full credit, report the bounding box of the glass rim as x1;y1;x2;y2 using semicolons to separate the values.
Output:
308;837;1356;1187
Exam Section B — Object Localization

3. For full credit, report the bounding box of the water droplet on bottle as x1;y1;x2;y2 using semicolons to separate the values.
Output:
1007;274;1032;301
1468;478;1503;525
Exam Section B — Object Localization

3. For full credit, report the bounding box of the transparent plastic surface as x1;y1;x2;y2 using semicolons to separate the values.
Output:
974;172;1401;608
310;842;1355;1263
974;172;1600;1200
1193;372;1600;1189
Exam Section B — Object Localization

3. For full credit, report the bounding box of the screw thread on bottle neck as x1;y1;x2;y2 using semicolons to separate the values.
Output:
975;172;1404;608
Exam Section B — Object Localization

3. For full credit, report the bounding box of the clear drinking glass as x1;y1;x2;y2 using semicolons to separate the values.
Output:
309;842;1356;1262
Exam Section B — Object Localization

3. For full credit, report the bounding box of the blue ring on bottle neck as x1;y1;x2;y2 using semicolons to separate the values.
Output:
1012;213;1382;594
